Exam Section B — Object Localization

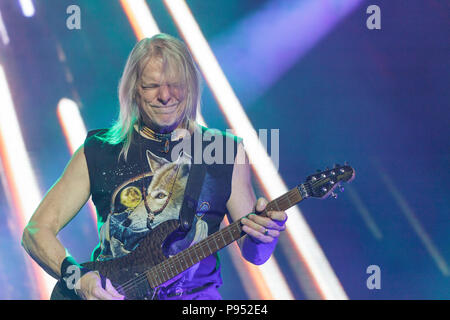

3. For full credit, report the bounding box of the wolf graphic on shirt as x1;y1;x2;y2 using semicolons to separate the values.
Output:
96;150;209;270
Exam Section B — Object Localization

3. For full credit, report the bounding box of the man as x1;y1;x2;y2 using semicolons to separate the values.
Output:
22;34;287;300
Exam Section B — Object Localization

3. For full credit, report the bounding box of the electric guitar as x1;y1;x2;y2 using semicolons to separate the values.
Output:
50;164;355;300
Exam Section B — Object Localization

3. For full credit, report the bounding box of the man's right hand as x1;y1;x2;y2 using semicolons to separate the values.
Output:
75;271;124;300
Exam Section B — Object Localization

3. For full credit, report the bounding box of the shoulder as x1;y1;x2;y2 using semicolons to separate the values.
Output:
84;128;110;148
83;128;119;164
85;128;108;141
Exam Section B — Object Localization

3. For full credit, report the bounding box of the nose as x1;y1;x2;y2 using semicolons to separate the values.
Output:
158;84;171;105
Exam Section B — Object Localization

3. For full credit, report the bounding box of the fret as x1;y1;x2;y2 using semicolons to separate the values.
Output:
153;267;163;283
286;193;292;207
273;200;280;212
160;264;170;282
227;226;234;242
165;261;173;279
212;234;221;251
289;190;298;203
172;258;179;274
152;268;160;286
147;270;156;288
205;240;212;254
214;235;220;250
188;248;195;266
160;266;168;283
177;256;183;272
206;239;213;255
234;223;242;237
172;258;179;275
182;253;189;268
193;245;201;264
177;254;185;270
199;243;206;260
183;250;191;268
150;273;157;288
232;223;240;240
269;188;300;213
280;194;290;211
124;186;310;296
155;266;162;284
219;229;227;246
178;255;184;271
165;266;171;282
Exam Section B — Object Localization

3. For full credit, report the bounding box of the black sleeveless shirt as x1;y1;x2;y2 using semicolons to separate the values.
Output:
83;124;241;294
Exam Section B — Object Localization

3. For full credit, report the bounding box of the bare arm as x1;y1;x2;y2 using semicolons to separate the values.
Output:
21;146;91;279
21;145;123;300
226;143;287;265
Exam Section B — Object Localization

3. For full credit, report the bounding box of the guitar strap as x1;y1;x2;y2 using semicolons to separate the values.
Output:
179;162;207;232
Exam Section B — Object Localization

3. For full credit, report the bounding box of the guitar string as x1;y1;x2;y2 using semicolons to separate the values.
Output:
117;221;243;294
115;176;347;295
123;181;319;289
116;188;303;294
117;188;303;294
137;189;303;290
117;218;247;295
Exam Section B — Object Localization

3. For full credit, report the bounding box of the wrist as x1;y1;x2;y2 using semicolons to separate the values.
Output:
60;256;91;293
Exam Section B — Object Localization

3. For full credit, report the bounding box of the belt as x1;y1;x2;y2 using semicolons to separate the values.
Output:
165;282;215;298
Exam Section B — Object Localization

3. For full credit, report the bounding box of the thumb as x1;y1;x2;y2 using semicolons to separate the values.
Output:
105;279;124;299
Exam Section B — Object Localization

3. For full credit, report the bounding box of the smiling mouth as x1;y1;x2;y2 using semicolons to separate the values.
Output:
147;103;178;114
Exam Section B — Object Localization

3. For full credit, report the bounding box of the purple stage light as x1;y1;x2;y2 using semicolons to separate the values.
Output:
212;0;365;105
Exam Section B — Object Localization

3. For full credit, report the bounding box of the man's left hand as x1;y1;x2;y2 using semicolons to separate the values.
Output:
240;197;287;244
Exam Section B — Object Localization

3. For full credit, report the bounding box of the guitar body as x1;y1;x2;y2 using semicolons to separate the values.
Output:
50;219;181;300
49;164;355;300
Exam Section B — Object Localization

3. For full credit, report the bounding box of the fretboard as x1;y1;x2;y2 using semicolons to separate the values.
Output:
145;185;304;287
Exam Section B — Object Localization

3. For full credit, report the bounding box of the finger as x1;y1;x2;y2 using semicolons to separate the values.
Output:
92;286;118;300
246;214;285;231
105;279;125;299
241;225;275;243
255;197;268;213
266;211;288;226
242;218;280;238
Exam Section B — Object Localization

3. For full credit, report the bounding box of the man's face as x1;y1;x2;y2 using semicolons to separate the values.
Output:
137;58;186;133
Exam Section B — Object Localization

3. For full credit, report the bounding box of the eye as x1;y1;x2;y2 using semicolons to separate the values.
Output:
142;84;159;89
150;190;167;199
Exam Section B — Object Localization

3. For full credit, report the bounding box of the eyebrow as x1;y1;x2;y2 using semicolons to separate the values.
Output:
141;72;182;84
141;80;182;86
141;81;158;86
140;76;159;83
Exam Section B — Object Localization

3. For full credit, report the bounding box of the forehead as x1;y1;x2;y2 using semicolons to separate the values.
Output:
140;57;182;83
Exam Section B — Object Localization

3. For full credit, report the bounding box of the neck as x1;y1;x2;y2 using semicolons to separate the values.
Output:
134;120;193;142
141;125;172;140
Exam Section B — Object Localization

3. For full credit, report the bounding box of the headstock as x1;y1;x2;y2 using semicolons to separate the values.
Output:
298;164;355;199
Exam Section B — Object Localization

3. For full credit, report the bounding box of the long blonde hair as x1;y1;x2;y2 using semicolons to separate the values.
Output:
98;33;202;161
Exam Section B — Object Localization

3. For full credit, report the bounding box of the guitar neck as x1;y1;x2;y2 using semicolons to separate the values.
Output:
145;185;305;288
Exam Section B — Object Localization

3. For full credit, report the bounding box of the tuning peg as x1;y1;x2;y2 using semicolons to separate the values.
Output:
330;192;338;199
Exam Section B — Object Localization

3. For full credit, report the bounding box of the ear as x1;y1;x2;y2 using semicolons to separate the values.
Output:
174;150;192;165
146;150;170;172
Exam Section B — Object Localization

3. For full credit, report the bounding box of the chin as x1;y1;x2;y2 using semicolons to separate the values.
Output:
141;108;184;133
151;119;180;133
